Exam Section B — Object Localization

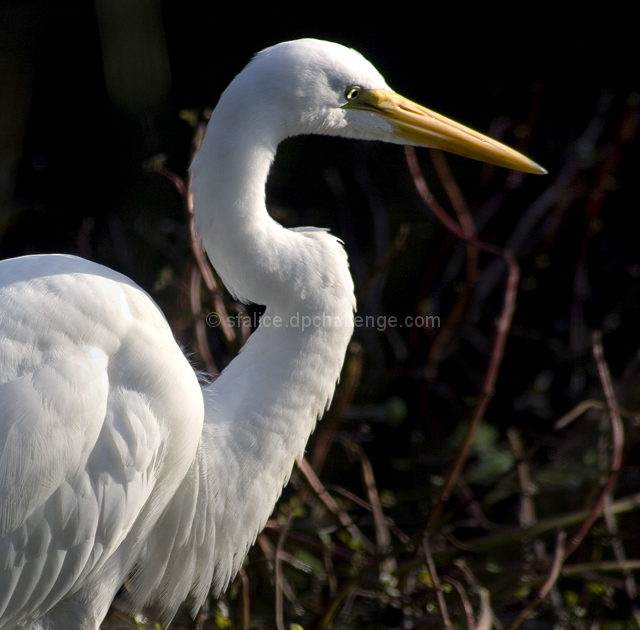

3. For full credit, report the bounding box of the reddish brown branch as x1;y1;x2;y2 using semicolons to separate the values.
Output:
423;536;451;629
274;512;294;630
238;568;250;630
405;147;521;529
421;150;479;380
297;457;375;553
429;252;519;527
340;437;390;554
565;331;624;557
508;531;566;629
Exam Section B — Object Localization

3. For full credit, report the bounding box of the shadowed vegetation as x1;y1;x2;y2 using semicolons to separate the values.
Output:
1;4;637;628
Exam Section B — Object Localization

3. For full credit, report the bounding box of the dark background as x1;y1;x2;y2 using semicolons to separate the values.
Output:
1;3;639;628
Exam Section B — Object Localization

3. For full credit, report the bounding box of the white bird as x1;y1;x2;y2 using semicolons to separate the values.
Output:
0;39;544;630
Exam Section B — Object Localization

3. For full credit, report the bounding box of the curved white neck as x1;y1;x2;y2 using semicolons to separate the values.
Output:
189;98;355;591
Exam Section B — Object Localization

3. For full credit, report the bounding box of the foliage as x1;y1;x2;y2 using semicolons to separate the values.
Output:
2;9;639;628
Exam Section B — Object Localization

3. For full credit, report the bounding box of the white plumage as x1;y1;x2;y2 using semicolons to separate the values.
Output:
0;39;544;629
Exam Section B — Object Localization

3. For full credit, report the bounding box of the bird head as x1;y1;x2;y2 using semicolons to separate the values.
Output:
219;38;545;175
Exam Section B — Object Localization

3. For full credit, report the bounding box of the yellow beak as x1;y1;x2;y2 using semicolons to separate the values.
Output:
346;88;546;175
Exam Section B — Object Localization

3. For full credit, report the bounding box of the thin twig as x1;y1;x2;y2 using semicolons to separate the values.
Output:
429;253;519;528
507;428;536;529
447;578;475;630
339;436;393;571
275;512;295;630
508;428;563;613
237;568;250;630
320;532;338;597
148;149;237;354
603;494;638;604
423;536;451;629
475;589;493;630
562;560;640;576
257;534;297;606
443;493;640;557
508;530;566;629
564;331;624;557
327;484;411;544
554;399;607;430
405;147;521;529
405;147;513;259
297;457;375;553
189;265;217;374
421;150;479;381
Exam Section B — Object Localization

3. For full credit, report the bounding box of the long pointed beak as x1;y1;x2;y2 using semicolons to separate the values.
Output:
346;88;546;175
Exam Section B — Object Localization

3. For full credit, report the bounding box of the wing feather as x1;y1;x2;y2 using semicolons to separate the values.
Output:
0;255;204;628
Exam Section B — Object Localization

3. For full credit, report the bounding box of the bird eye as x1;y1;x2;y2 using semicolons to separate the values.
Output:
345;86;361;101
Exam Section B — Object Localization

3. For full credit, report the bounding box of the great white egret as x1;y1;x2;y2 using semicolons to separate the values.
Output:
0;39;544;629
